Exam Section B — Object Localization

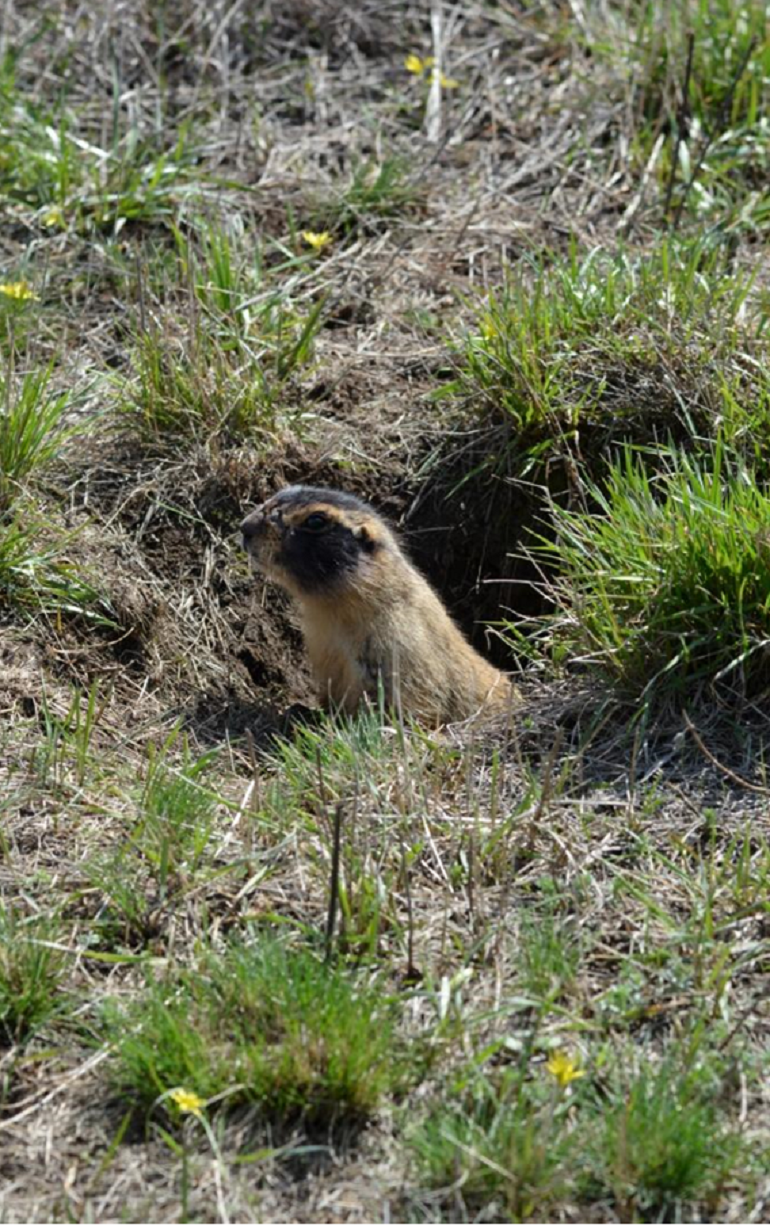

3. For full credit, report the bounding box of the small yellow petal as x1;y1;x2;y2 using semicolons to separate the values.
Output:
301;230;332;251
404;54;425;74
168;1087;204;1117
437;71;459;89
42;206;65;228
546;1051;585;1087
0;281;37;301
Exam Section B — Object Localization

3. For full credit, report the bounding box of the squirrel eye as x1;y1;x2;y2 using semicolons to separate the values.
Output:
302;512;329;532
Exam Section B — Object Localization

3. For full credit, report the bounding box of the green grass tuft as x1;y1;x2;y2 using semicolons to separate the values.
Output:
448;238;762;482
0;49;198;231
0;511;114;622
514;442;770;709
0;905;70;1043
120;223;324;445
410;1035;750;1223
308;156;421;236
410;1063;581;1222
0;365;83;513
584;1048;746;1220
104;939;412;1124
588;0;770;229
137;748;220;894
0;362;110;621
86;743;221;946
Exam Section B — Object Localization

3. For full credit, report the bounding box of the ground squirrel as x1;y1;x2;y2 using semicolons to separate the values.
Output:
241;485;515;725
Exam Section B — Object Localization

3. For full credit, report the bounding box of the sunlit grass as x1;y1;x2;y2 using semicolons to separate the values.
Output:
409;1030;751;1222
514;442;770;709
307;156;421;236
119;221;324;444
0;905;70;1043
578;0;770;229
0;52;200;230
448;238;762;480
0;365;85;513
104;938;413;1124
0;510;114;622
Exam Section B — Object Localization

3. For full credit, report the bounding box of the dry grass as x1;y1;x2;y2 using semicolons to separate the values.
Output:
1;1;770;1221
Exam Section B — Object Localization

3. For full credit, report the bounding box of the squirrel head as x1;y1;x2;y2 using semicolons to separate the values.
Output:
241;485;391;599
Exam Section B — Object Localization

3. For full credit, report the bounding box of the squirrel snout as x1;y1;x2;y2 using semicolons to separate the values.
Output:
241;510;266;544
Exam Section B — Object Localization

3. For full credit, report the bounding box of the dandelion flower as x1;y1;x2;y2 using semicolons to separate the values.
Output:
546;1051;585;1088
301;230;332;251
0;281;37;301
169;1087;205;1118
42;206;65;228
404;54;434;75
433;70;459;88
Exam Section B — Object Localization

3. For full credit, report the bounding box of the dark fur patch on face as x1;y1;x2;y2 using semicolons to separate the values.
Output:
278;507;372;593
242;486;388;595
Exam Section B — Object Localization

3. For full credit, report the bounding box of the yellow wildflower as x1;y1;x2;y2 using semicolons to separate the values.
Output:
480;316;498;341
546;1051;585;1088
42;206;65;228
433;70;459;88
169;1087;204;1118
0;281;37;301
405;54;435;75
301;230;332;251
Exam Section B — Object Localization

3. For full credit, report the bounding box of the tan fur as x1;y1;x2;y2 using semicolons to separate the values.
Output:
242;488;517;725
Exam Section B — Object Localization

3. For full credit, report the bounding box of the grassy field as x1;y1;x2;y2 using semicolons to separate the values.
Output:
2;1;770;1220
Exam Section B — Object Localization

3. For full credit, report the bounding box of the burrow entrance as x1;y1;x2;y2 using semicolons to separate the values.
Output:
29;430;540;747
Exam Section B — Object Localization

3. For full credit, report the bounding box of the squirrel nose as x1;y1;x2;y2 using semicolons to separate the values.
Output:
241;510;265;541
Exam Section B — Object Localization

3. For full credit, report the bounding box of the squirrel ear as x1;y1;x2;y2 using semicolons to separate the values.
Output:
354;524;377;553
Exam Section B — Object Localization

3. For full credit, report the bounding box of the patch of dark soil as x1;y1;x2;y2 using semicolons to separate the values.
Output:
0;636;49;721
109;628;147;671
237;646;286;691
506;674;770;805
185;692;282;747
255;0;428;66
186;603;316;746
